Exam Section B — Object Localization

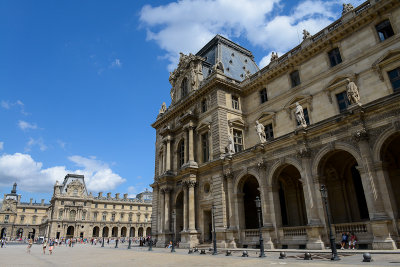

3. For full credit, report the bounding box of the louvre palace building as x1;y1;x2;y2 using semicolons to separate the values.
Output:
0;174;152;240
151;0;400;250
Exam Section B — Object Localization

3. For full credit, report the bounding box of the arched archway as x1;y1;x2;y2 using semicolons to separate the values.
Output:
380;132;400;218
146;227;151;237
318;149;369;223
272;164;307;227
112;227;118;237
102;227;109;237
92;226;100;237
237;175;261;230
121;227;127;237
28;229;36;240
66;226;74;238
1;228;6;239
138;227;144;237
129;227;135;237
175;191;184;241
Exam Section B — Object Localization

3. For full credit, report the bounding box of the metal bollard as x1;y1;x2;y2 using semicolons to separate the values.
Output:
304;252;312;260
188;249;193;254
194;247;199;252
242;250;248;257
363;253;372;262
279;251;286;259
225;250;232;256
128;239;131;249
200;249;206;254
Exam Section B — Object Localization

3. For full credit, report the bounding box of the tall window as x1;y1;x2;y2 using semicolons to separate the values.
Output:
129;213;133;222
336;91;350;112
259;88;268;103
201;99;207;113
376;20;394;41
113;205;116;209
104;204;107;208
290;70;301;87
32;216;36;224
4;215;9;223
111;214;115;222
233;130;243;152
130;205;133;210
181;77;188;98
95;203;98;208
20;216;25;223
264;124;274;140
232;95;239;110
102;213;107;221
296;108;310;125
69;210;76;220
121;213;124;220
22;208;25;212
137;214;141;222
201;133;209;163
59;210;63;220
82;211;86;220
328;48;342;67
388;67;400;92
94;212;98;221
178;140;185;168
34;209;37;213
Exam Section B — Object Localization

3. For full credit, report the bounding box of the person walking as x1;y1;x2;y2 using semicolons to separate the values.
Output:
49;239;54;255
27;238;33;254
42;239;47;254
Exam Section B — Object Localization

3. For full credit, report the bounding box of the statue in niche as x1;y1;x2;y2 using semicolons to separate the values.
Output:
295;102;307;128
342;3;354;15
227;133;235;155
302;29;311;40
271;52;278;62
159;102;167;114
255;120;267;143
346;78;360;104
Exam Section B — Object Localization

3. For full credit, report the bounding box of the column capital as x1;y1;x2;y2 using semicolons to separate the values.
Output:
184;180;197;188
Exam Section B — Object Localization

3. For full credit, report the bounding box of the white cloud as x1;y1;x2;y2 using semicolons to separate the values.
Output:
110;58;122;68
0;153;125;193
139;0;358;70
18;120;38;131
0;142;3;151
26;137;47;152
57;140;66;149
1;100;28;115
1;100;10;109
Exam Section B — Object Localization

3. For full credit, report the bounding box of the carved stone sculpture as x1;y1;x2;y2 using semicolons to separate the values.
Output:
271;52;278;62
227;133;235;155
346;79;360;104
342;3;354;15
295;102;307;128
302;29;311;40
213;60;224;73
159;102;167;114
255;120;267;143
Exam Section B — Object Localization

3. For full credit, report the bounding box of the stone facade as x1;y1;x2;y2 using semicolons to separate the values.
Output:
151;0;400;250
0;174;152;240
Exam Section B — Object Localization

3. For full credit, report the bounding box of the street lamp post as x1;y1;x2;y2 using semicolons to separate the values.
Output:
101;236;104;247
320;184;340;261
255;196;265;258
212;204;217;255
171;210;176;253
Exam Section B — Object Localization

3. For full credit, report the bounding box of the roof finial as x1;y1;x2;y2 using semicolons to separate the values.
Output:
11;182;17;194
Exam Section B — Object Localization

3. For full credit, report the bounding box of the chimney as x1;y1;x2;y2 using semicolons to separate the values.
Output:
123;194;128;199
98;192;103;198
29;198;33;205
115;193;120;199
107;192;111;198
41;199;44;205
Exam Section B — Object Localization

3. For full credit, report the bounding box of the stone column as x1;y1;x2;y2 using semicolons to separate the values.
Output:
188;181;196;231
166;137;171;171
183;184;188;231
159;190;165;233
225;174;235;229
188;126;194;163
164;188;171;232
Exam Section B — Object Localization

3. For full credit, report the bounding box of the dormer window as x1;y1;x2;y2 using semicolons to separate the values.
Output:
181;77;188;98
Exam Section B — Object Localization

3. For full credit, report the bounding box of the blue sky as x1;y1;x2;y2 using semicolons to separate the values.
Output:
0;0;364;202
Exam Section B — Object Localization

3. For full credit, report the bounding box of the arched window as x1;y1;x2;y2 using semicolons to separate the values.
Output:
178;140;185;168
181;78;188;98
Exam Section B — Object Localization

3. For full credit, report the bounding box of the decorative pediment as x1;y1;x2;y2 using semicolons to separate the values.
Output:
66;180;86;197
196;121;211;134
257;111;276;125
228;117;246;129
372;49;400;81
324;73;356;103
169;53;205;105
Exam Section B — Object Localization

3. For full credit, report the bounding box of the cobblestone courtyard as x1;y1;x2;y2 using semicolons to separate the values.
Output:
1;243;400;267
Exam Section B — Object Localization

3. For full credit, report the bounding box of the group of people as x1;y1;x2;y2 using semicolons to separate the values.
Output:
341;232;358;249
41;239;56;255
